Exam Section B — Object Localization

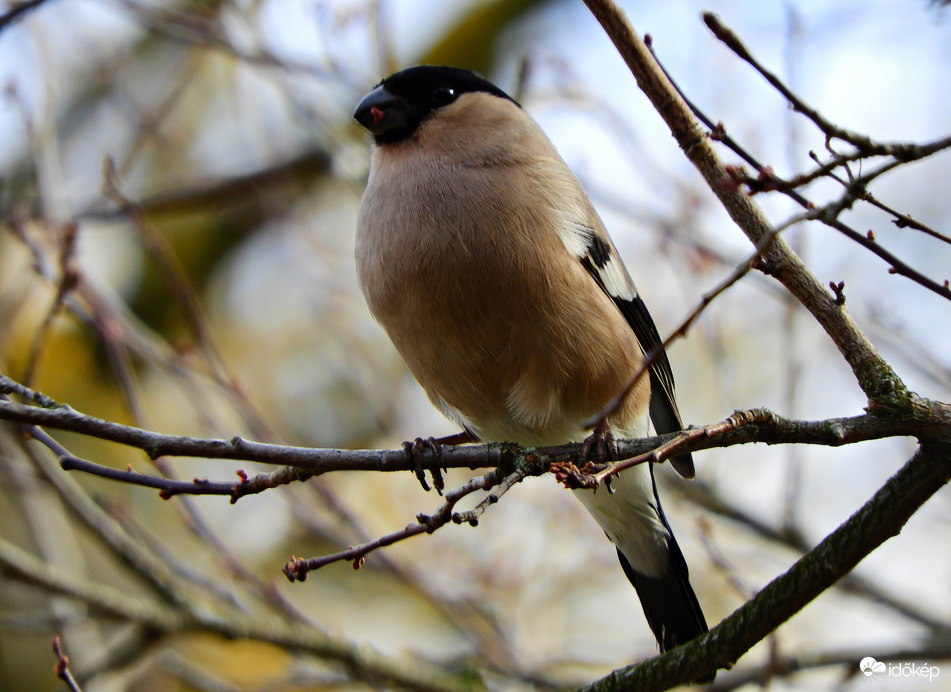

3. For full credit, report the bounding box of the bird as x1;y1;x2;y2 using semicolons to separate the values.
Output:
353;65;709;659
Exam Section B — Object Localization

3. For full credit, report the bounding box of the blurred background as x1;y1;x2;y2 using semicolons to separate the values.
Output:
1;0;950;690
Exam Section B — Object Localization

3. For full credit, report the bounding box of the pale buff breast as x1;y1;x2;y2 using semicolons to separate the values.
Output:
356;99;649;445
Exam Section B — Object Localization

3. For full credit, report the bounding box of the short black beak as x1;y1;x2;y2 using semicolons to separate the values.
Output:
353;84;410;137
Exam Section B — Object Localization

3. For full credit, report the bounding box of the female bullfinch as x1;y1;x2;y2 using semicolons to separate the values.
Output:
353;66;709;659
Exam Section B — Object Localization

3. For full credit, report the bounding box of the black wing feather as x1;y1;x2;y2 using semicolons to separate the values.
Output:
578;233;695;479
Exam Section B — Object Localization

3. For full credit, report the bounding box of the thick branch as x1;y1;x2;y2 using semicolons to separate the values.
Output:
581;0;907;405
579;442;951;690
678;480;951;637
3;375;949;493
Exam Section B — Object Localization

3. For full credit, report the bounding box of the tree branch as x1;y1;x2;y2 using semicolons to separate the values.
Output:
3;374;949;492
702;13;951;161
51;636;84;692
678;480;951;638
284;467;511;580
581;0;910;406
0;0;50;32
696;16;951;300
579;442;951;689
0;537;478;692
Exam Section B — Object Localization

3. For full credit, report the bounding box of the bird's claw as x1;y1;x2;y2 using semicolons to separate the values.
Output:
581;419;618;463
403;436;446;494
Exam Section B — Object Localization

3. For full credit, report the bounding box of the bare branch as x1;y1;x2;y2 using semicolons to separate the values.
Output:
284;467;511;580
21;222;79;387
0;0;50;32
51;637;84;692
101;161;277;441
702;16;951;299
118;0;339;77
703;12;951;161
644;14;951;301
0;538;475;692
679;480;951;639
579;442;951;689
4;374;949;484
581;0;911;404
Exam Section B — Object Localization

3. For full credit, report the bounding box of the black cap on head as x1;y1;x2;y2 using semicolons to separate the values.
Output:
353;66;518;143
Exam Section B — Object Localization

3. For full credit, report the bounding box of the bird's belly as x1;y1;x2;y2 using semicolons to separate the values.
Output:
356;162;648;446
370;274;644;445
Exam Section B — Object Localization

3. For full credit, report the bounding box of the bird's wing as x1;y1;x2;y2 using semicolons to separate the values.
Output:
556;210;696;479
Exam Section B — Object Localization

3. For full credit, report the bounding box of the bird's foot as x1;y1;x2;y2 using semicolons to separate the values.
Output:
402;430;473;495
580;418;618;464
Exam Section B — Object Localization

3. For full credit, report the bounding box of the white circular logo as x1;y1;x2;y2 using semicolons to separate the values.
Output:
859;657;886;678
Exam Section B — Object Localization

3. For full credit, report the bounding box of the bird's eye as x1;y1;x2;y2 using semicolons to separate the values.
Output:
432;86;456;105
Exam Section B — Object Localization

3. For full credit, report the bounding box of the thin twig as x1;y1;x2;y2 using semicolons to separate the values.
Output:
283;468;507;581
702;13;951;160
0;0;50;32
866;192;951;246
101;159;277;442
698;14;951;300
452;465;531;526
581;0;907;404
51;636;84;692
0;539;475;692
588;219;788;426
22;222;79;387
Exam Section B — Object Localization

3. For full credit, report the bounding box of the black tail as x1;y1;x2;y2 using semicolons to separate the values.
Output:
616;541;707;653
617;463;714;683
617;543;714;684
